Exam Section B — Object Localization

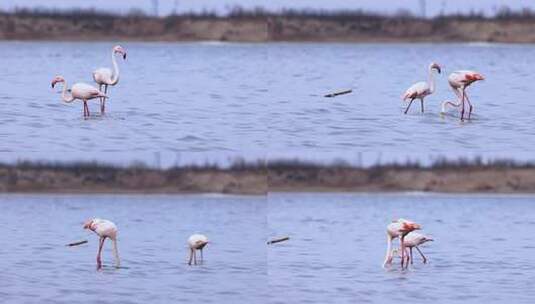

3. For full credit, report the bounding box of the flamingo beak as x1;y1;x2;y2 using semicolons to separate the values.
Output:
51;82;55;88
123;53;127;60
436;66;441;74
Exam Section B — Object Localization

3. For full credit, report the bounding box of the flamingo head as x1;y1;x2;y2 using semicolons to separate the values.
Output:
51;75;65;88
473;73;485;81
422;236;434;243
83;219;95;231
466;72;485;83
429;62;441;74
113;45;127;60
401;220;421;233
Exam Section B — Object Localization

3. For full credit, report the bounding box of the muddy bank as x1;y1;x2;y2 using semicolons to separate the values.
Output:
2;160;535;194
0;162;267;195
269;166;535;193
2;9;535;43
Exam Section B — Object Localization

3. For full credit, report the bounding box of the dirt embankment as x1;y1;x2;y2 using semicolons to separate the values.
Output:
0;164;267;195
2;161;535;194
2;12;535;43
268;166;535;193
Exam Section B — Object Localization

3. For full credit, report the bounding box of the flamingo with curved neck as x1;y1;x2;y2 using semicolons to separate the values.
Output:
93;45;127;114
51;75;107;118
441;70;485;121
187;234;209;265
383;218;422;269
83;218;120;270
402;62;442;114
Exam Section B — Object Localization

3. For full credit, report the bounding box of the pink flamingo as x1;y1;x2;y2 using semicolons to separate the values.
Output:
51;76;107;118
92;45;127;114
397;232;434;265
188;234;209;265
441;70;485;121
402;63;441;114
383;218;421;269
83;218;120;270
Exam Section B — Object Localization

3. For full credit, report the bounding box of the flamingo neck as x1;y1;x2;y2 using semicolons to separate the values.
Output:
383;234;393;267
60;81;75;103
110;50;120;85
441;101;448;113
112;238;121;268
428;68;436;94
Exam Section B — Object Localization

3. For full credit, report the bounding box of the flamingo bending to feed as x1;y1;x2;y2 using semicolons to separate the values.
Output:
93;45;127;114
441;70;485;121
188;234;209;265
383;218;421;269
51;76;107;118
402;62;441;114
83;218;120;270
396;232;433;265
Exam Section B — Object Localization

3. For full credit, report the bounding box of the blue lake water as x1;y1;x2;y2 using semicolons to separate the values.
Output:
2;193;534;303
1;42;535;164
268;192;535;304
0;194;267;303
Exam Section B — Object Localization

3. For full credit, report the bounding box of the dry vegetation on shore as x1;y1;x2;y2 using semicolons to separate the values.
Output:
2;6;535;42
2;158;535;194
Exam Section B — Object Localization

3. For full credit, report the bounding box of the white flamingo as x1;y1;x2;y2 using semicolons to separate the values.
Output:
441;70;485;121
402;62;441;114
397;232;433;265
188;234;209;265
383;218;421;269
92;45;127;114
83;218;120;270
51;75;107;118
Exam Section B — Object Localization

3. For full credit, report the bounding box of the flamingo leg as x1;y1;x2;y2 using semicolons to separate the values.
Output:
102;85;108;114
460;89;466;121
465;92;474;119
200;248;204;264
420;99;424;113
410;247;414;265
83;100;90;118
98;84;103;110
403;248;410;266
97;236;105;270
415;246;428;264
193;249;197;265
188;248;193;265
404;98;415;114
400;235;406;269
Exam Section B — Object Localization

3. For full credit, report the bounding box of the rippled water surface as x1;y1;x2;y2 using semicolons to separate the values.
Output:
2;42;535;161
268;193;535;304
0;194;266;303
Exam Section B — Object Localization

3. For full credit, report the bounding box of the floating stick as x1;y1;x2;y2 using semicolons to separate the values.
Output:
267;236;290;245
324;89;352;98
66;240;88;247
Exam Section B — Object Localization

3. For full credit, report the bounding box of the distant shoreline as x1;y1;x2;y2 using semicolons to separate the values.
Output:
3;9;535;43
2;159;535;195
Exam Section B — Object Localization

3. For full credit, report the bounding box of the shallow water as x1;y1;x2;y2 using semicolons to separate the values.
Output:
2;42;535;162
2;193;535;303
0;194;267;303
268;193;535;304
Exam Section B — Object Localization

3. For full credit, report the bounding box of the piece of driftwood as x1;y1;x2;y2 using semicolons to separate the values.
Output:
66;240;88;247
267;236;290;245
324;89;352;98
